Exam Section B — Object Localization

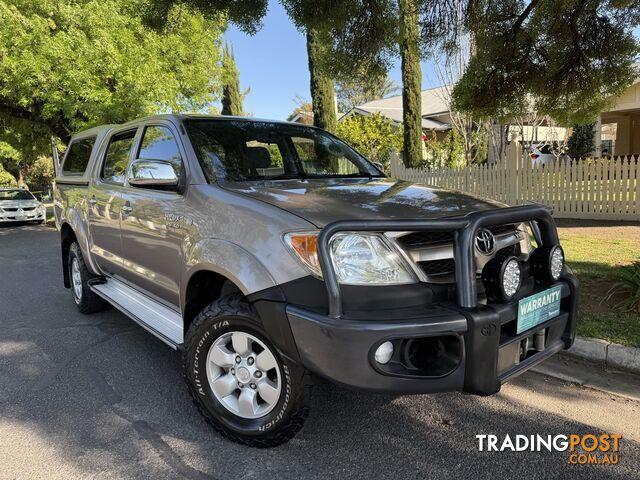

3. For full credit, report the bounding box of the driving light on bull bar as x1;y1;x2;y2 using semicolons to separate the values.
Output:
481;256;523;301
530;245;564;282
374;341;394;364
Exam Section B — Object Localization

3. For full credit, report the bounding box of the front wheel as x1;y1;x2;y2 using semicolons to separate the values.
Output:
183;294;312;447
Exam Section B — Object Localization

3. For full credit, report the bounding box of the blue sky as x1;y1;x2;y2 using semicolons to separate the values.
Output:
224;1;438;120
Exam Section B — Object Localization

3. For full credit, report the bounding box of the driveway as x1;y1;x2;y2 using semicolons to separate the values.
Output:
0;224;639;479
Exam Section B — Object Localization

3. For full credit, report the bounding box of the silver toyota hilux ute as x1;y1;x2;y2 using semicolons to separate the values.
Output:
54;114;579;447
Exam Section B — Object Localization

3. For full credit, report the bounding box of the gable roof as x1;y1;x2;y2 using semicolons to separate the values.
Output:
347;85;452;131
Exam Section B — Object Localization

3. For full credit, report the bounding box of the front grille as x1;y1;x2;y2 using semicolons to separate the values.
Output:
398;224;516;249
416;244;521;278
418;258;456;276
2;207;35;212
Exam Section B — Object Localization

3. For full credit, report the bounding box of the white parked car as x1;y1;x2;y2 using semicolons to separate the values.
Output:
528;143;570;166
0;188;46;224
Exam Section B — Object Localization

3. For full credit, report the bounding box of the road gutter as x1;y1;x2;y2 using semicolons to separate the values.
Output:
564;336;640;373
530;336;640;402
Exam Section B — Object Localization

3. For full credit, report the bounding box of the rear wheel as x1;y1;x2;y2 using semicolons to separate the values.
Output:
183;294;312;447
68;242;108;314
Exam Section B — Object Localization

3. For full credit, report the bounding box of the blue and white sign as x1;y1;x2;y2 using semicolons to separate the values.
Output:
517;285;562;334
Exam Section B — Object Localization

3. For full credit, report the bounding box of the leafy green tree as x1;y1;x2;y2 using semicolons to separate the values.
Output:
221;44;247;116
142;0;267;34
0;0;226;144
567;123;595;158
336;74;400;112
0;164;17;187
0;118;51;186
336;112;403;171
452;0;640;125
26;155;55;190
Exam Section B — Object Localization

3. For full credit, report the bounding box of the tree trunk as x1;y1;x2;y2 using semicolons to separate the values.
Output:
306;27;337;133
399;0;422;167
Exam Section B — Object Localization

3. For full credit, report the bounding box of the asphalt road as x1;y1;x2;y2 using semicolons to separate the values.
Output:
1;224;639;480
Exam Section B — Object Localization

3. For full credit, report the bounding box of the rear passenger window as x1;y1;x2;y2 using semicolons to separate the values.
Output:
102;131;136;185
62;137;95;175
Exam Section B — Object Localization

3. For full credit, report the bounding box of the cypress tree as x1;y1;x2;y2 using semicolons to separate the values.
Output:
221;43;243;116
567;123;596;159
306;27;337;133
399;0;422;168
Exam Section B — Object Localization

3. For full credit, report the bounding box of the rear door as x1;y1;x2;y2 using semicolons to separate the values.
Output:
87;129;138;276
119;123;189;308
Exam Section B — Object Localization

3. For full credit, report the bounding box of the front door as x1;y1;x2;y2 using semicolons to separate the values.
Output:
87;129;138;276
119;124;189;308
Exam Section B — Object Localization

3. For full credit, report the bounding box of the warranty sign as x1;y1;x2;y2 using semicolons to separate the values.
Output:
517;285;562;334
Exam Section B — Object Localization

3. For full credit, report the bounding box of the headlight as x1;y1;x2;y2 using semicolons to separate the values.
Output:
329;233;417;285
37;205;46;214
482;256;523;301
283;231;418;285
530;245;564;282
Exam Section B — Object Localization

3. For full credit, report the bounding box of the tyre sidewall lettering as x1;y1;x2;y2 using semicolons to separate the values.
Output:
192;320;228;396
189;316;293;434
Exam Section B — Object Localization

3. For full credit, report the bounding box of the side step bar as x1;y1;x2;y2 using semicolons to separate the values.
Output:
90;278;183;348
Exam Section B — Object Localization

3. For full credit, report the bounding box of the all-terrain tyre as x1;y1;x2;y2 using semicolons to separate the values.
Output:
183;293;312;447
68;242;109;314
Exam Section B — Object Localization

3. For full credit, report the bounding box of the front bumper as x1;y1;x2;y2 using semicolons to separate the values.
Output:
285;273;578;395
0;211;45;222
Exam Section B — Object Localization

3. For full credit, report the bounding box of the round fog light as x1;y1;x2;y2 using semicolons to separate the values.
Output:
374;341;394;364
502;258;522;299
550;246;564;281
482;255;523;301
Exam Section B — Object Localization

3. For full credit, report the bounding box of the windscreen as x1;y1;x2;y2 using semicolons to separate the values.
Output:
0;190;35;200
184;119;383;182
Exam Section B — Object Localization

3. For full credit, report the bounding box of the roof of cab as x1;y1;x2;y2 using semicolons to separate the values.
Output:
71;114;312;137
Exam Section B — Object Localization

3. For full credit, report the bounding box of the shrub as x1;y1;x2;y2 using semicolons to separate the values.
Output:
0;165;17;187
336;113;403;172
567;123;595;158
26;156;54;190
606;262;640;314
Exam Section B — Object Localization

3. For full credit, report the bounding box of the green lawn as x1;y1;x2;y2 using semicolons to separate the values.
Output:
558;231;640;347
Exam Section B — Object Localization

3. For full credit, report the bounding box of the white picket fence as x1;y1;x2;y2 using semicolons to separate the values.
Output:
390;145;640;220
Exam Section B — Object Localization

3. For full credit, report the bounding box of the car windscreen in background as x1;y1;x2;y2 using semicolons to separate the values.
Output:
62;136;96;175
0;190;35;200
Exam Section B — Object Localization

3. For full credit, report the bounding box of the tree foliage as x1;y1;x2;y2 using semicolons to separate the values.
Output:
306;27;337;132
25;155;55;190
281;0;398;81
0;164;17;187
399;0;423;167
335;74;400;112
567;123;595;158
142;0;267;34
221;44;246;116
0;0;226;143
451;0;640;125
336;113;403;171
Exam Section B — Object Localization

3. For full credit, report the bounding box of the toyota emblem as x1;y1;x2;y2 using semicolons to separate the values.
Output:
475;229;496;255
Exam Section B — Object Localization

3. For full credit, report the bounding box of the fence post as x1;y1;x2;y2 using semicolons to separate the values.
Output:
390;150;399;178
505;142;519;205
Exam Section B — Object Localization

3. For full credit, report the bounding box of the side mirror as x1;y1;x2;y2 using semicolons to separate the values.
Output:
372;161;384;172
128;159;181;190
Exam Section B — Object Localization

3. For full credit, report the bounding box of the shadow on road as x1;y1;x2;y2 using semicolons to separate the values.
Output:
0;226;637;480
